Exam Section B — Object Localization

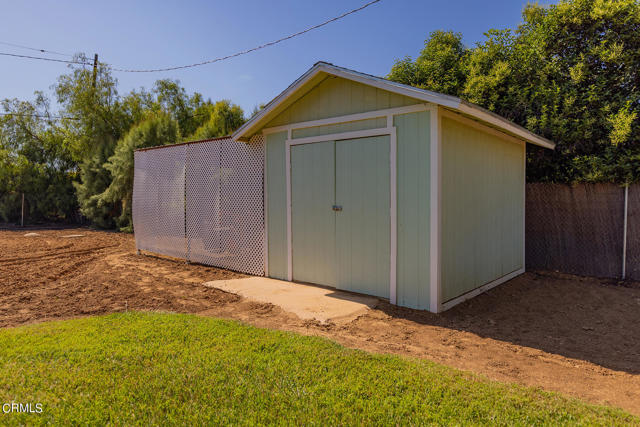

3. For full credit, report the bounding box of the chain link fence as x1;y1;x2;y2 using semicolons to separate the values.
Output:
526;182;639;280
132;136;265;276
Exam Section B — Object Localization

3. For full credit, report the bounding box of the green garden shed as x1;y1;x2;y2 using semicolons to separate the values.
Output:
233;62;555;313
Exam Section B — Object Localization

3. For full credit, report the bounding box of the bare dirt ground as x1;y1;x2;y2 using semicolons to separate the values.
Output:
1;227;639;415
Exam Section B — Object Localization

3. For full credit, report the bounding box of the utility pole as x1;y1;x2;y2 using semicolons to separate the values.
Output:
21;193;24;227
92;53;98;88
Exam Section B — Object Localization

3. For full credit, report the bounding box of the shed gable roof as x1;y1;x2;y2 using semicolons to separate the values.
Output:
264;74;421;129
233;62;555;149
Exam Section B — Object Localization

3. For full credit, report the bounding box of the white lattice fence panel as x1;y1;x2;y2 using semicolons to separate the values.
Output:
185;140;222;265
185;136;265;275
133;150;156;252
218;135;265;275
132;145;187;259
134;137;264;275
155;145;187;258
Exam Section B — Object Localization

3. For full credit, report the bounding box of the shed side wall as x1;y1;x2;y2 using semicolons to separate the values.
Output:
441;115;524;302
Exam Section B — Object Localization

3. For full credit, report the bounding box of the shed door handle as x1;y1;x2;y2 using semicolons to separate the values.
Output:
332;205;342;212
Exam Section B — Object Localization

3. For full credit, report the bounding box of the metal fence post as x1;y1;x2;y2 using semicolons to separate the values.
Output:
622;184;629;280
185;145;190;265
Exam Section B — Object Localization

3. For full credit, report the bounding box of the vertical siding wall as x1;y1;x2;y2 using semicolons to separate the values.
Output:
265;76;418;128
394;111;431;310
265;131;288;280
441;115;524;302
264;76;433;308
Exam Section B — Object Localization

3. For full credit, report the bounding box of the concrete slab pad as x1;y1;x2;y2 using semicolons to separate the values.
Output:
24;233;40;237
203;277;378;324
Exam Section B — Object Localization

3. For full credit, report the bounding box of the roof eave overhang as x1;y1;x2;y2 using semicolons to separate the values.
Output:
233;62;555;150
455;101;555;150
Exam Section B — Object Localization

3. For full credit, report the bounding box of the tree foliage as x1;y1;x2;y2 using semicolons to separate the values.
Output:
98;113;179;231
190;100;245;140
389;0;640;183
3;0;638;228
0;55;246;228
0;96;76;222
53;56;133;227
389;30;468;96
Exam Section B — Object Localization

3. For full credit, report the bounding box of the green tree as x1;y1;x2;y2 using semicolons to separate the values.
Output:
55;55;133;227
98;113;180;231
516;0;640;183
152;80;219;138
462;29;518;116
1;53;249;227
190;100;245;140
388;30;468;96
250;103;266;118
390;0;640;184
0;95;76;223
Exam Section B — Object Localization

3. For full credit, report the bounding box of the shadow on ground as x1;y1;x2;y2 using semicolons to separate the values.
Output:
376;271;640;375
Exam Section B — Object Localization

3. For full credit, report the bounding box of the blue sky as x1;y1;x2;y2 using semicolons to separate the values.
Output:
0;0;555;115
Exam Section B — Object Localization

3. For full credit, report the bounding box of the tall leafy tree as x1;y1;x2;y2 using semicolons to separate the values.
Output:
514;0;640;183
190;100;245;140
1;53;249;227
55;55;133;227
388;30;469;96
389;0;640;184
0;95;76;222
98;113;180;231
152;80;221;138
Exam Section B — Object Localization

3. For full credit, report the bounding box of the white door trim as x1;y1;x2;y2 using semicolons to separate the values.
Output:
288;127;395;146
285;127;397;302
264;104;432;135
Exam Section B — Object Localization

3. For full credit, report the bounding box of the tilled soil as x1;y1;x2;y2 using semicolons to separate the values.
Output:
1;227;639;415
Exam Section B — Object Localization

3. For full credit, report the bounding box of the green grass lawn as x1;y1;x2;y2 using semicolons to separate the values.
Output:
0;312;635;425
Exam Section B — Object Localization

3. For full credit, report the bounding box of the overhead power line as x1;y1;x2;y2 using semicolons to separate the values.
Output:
0;40;73;57
0;0;382;73
108;0;382;73
0;51;91;66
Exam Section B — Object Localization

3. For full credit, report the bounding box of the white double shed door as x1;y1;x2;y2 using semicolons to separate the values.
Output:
290;135;391;299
